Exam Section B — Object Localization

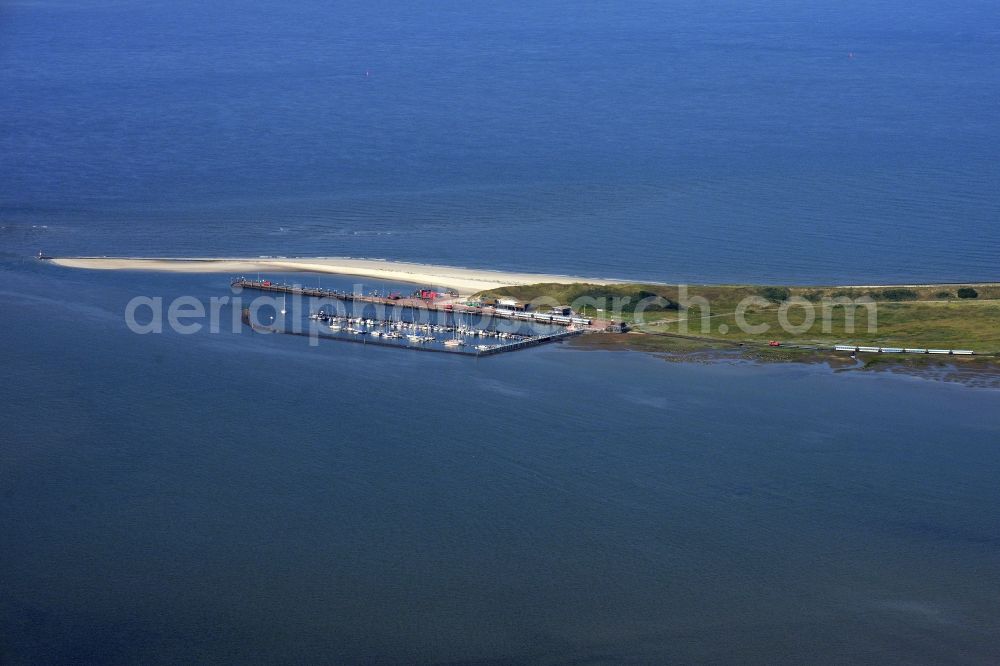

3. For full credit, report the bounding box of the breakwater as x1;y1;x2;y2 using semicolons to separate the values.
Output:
231;278;593;327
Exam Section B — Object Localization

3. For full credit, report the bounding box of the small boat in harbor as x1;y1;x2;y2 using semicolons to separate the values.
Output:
444;326;465;347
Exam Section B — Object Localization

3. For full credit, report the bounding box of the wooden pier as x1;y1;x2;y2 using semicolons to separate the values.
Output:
475;329;580;356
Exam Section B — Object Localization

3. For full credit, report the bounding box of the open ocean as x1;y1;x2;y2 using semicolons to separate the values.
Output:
2;1;999;663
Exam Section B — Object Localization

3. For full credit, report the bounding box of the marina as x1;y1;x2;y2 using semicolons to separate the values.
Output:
233;276;589;355
241;306;582;356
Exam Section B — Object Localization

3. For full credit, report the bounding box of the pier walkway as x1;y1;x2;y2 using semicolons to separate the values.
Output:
231;277;598;328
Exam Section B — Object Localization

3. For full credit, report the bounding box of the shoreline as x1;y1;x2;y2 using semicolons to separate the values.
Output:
569;334;1000;388
41;255;1000;384
47;256;999;293
48;256;619;296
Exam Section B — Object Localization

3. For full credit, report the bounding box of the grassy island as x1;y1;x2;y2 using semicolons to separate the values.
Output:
476;282;1000;360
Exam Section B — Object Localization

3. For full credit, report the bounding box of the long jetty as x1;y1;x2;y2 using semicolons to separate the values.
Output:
230;277;593;328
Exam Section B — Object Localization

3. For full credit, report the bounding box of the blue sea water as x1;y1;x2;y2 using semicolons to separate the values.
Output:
3;264;1000;663
2;0;999;282
2;1;1000;663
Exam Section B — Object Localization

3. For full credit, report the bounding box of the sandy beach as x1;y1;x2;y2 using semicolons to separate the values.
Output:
50;256;616;295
